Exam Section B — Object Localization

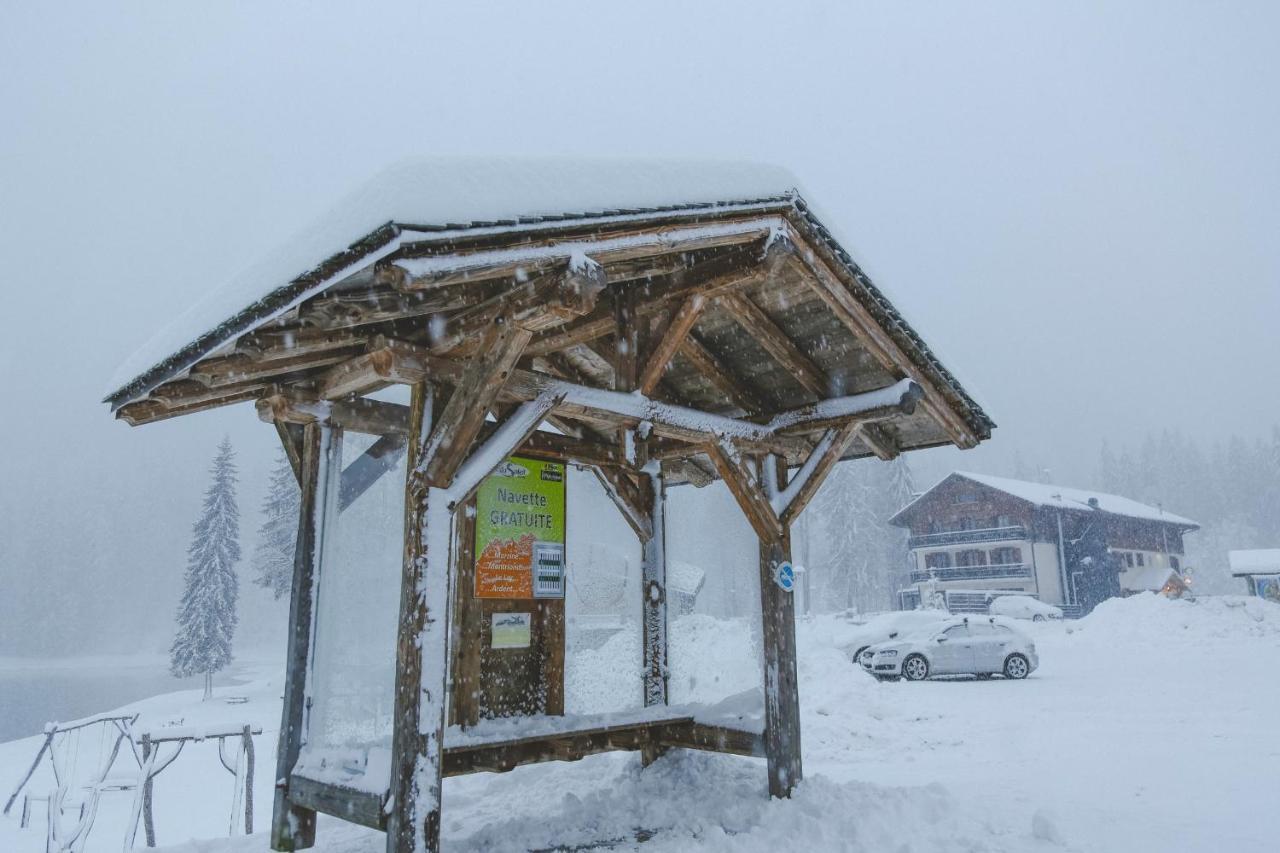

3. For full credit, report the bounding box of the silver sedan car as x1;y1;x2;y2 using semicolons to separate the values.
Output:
858;616;1038;681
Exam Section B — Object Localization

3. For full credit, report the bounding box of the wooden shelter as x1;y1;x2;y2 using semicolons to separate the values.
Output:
104;160;992;853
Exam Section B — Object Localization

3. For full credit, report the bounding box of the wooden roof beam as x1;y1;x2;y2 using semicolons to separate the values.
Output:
638;294;706;396
677;334;768;416
782;222;979;449
391;216;779;291
526;247;771;358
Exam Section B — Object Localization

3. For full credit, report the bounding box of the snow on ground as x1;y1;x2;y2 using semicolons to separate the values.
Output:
2;594;1277;852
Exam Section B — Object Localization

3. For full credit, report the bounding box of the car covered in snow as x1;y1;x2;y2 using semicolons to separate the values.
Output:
988;595;1063;622
843;610;957;664
858;616;1038;681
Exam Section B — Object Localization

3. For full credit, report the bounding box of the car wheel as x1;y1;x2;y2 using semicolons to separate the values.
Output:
902;654;930;681
852;646;868;664
1032;614;1045;622
1004;653;1030;680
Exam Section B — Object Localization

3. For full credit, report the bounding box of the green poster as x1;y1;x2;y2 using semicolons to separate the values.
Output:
474;456;566;599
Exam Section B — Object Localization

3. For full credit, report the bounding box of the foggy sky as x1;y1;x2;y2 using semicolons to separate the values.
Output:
2;2;1278;656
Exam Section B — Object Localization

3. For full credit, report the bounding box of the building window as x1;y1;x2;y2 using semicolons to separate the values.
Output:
1171;556;1180;570
956;549;988;567
990;547;1023;566
955;493;978;504
996;515;1015;528
925;552;952;569
1125;552;1135;568
1136;553;1145;567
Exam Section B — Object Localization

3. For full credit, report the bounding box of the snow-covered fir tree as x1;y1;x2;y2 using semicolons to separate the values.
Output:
807;455;917;613
171;437;241;700
251;449;299;599
1095;425;1280;593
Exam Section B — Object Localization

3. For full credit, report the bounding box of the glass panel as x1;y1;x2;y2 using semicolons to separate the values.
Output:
299;428;407;788
564;468;643;714
666;481;763;709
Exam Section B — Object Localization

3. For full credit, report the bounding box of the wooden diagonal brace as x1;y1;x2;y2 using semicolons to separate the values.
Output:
274;421;306;487
592;466;654;542
706;440;783;542
420;318;532;489
776;421;863;527
445;391;565;508
338;432;409;512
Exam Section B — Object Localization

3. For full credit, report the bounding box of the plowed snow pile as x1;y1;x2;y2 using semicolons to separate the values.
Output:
1067;593;1280;644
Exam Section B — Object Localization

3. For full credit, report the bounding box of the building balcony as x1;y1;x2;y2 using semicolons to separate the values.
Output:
908;563;1034;584
907;525;1028;550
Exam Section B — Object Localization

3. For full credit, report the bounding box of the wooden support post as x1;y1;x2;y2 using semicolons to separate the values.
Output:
271;423;329;851
640;467;670;768
387;383;452;853
243;724;256;836
141;733;156;847
758;458;803;799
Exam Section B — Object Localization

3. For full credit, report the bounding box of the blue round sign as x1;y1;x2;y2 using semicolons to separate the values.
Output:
775;561;795;592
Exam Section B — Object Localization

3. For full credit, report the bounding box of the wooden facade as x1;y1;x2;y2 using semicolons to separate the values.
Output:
105;167;992;853
891;472;1198;611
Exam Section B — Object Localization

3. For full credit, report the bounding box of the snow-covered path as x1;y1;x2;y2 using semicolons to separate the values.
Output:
1;595;1275;852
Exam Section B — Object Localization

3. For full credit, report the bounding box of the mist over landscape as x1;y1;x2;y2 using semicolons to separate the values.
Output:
0;6;1278;851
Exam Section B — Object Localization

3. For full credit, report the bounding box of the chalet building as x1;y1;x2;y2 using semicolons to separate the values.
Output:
889;472;1198;615
1229;549;1280;602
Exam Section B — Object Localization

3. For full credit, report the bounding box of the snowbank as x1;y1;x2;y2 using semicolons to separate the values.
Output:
1068;593;1280;644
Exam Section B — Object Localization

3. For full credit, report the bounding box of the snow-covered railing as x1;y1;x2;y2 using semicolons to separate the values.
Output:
907;525;1029;549
908;563;1033;584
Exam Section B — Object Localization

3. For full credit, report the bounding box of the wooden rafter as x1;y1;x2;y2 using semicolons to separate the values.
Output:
526;251;770;357
715;292;828;399
781;221;978;448
677;334;767;415
638;294;706;396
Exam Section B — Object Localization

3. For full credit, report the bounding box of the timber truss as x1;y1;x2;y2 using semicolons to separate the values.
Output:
107;191;992;853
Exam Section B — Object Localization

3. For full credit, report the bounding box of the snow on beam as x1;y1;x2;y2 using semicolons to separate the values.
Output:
765;378;921;433
773;420;864;526
392;217;782;289
443;391;563;509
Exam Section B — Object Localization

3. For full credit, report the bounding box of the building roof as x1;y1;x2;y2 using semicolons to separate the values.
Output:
105;158;805;400
1228;549;1280;576
890;471;1199;529
1120;565;1185;593
101;157;995;486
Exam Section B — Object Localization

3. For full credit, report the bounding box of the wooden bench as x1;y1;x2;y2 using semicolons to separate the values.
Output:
289;713;763;831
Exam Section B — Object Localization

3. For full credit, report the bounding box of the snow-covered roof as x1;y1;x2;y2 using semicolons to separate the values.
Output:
1228;549;1280;576
1119;565;1184;592
105;157;802;401
891;471;1199;528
